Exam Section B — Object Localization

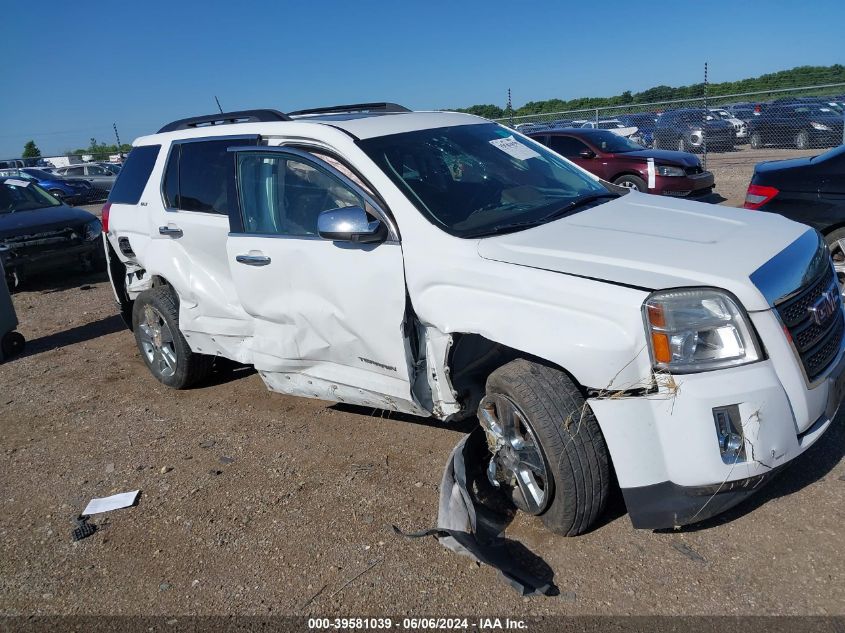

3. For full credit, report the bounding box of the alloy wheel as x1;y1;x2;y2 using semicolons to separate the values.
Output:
137;304;178;378
831;239;845;299
617;179;641;191
478;393;551;515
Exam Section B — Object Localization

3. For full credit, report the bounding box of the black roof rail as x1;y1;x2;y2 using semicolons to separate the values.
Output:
157;109;291;133
288;102;412;117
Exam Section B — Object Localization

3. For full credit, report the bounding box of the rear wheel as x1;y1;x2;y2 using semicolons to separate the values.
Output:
479;359;610;536
795;130;810;150
48;189;65;201
1;331;25;359
613;174;647;192
677;137;688;152
750;132;763;149
132;286;214;389
825;227;845;299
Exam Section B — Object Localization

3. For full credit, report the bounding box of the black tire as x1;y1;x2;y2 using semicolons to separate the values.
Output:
824;227;845;297
1;331;25;358
48;189;65;201
485;359;610;536
677;136;688;152
795;130;809;150
613;174;648;192
132;286;213;389
750;132;762;149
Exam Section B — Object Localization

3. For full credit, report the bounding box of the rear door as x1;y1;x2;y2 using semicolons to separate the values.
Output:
153;136;259;338
224;147;420;413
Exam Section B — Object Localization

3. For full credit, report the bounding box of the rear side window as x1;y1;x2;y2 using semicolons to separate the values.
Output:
108;145;161;204
163;137;257;215
548;135;589;157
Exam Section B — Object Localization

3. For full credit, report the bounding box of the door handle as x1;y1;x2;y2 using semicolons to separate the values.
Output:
236;254;271;266
158;226;183;237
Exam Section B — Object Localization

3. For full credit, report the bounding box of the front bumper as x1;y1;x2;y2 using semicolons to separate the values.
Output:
1;236;104;274
653;170;715;197
589;347;842;529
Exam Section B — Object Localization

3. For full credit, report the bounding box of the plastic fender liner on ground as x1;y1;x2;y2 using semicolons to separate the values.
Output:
393;427;557;597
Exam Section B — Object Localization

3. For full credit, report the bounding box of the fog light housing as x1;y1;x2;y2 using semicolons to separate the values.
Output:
713;405;746;462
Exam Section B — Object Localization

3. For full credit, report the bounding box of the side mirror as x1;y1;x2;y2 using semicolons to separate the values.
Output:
579;149;596;159
317;206;387;244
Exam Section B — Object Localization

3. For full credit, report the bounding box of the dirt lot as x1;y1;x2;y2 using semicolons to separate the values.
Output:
2;146;844;619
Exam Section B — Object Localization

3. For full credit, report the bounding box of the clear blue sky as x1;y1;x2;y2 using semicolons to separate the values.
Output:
1;0;843;157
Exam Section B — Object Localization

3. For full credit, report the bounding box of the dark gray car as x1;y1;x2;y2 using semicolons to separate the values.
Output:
55;163;116;199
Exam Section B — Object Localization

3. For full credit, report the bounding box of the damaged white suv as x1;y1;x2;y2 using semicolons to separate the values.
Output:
104;103;843;534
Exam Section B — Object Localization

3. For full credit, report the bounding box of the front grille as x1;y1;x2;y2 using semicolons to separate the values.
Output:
775;265;844;381
4;227;81;250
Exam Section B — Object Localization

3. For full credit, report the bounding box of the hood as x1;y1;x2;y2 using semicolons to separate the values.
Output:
476;192;810;311
614;149;700;167
0;205;97;238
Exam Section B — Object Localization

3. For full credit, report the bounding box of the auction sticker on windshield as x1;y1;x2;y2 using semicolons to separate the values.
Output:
4;179;31;187
488;135;540;161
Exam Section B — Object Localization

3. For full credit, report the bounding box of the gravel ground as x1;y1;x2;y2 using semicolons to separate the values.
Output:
2;146;843;618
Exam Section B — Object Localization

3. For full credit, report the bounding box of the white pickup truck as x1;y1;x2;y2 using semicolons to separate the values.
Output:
103;104;843;535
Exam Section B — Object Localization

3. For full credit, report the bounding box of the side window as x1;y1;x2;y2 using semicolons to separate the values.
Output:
66;166;85;176
108;145;161;205
162;144;180;208
549;136;590;157
236;153;364;236
87;165;108;176
177;140;236;214
164;137;257;214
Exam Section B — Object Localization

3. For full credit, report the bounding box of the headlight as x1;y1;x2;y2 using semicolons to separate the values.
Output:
83;219;102;241
656;165;685;177
643;288;762;373
810;122;830;131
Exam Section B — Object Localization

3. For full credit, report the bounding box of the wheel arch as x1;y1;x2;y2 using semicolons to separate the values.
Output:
444;332;591;420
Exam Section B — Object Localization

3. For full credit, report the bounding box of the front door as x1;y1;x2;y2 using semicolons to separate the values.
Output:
225;147;423;415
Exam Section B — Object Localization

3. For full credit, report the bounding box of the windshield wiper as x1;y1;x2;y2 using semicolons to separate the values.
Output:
463;193;618;238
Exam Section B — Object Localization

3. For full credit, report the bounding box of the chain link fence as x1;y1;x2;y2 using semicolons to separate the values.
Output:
496;83;845;179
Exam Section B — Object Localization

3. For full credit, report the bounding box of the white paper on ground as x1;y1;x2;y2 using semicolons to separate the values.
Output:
82;490;140;515
488;136;541;161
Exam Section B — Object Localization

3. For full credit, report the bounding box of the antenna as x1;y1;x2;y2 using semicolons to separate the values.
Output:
214;96;224;114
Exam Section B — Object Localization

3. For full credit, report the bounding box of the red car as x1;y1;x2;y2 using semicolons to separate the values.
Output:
526;128;715;197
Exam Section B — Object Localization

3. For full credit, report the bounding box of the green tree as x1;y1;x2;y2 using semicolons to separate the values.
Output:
22;140;41;158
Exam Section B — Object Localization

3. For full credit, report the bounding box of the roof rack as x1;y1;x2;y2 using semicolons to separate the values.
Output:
288;102;412;117
157;109;291;133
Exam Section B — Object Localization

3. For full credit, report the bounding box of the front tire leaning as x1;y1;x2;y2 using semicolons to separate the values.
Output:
132;286;213;389
480;359;610;536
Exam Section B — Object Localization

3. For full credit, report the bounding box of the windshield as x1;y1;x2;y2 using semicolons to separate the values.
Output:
0;179;62;213
584;130;644;152
358;123;610;238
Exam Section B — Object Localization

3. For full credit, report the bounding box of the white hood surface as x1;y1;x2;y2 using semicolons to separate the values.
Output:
477;192;811;312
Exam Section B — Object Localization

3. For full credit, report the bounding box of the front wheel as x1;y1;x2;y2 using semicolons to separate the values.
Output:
825;228;845;299
479;359;610;536
795;130;810;150
132;286;213;389
750;132;762;149
677;137;688;152
613;174;647;192
48;189;65;201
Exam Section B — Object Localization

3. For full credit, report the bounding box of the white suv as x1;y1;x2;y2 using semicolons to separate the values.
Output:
103;103;843;535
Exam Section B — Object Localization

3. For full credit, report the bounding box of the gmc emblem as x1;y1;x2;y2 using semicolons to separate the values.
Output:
808;288;838;326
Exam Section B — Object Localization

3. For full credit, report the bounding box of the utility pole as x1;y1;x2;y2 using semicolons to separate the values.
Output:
113;123;123;160
703;62;708;169
507;88;513;128
215;96;224;114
